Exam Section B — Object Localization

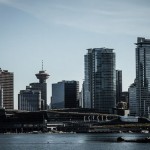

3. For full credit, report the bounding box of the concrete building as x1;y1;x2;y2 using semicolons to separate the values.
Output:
18;86;41;111
129;82;137;116
84;48;116;113
116;70;122;104
0;85;3;108
51;80;79;109
18;64;49;111
0;69;14;109
30;69;49;110
135;37;150;116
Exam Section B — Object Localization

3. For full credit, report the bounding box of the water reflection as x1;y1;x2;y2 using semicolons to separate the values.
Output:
0;133;150;150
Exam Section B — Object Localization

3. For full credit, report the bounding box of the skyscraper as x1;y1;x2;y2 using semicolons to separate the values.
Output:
84;48;116;113
51;80;79;109
116;70;122;104
136;37;150;116
0;68;14;109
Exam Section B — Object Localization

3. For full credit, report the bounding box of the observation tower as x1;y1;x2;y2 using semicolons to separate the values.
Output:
35;61;50;83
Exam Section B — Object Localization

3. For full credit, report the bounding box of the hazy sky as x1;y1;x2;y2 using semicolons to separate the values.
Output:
0;0;150;109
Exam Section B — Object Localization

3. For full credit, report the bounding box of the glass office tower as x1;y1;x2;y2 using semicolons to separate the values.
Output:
84;48;116;113
136;37;150;116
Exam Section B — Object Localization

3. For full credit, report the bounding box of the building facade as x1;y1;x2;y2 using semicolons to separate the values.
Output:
0;69;14;109
51;81;79;109
18;87;41;111
116;70;122;105
121;92;129;104
31;70;49;110
129;82;137;116
0;85;3;108
18;68;49;111
136;37;150;116
84;48;116;113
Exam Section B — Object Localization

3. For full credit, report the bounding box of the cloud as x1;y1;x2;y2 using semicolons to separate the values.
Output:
0;0;150;36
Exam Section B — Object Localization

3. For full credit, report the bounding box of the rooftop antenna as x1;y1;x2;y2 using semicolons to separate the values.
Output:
42;60;43;71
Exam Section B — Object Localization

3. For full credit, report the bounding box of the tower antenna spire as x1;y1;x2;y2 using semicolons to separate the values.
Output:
42;60;43;71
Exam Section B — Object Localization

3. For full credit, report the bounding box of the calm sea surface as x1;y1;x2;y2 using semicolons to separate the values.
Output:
0;133;150;150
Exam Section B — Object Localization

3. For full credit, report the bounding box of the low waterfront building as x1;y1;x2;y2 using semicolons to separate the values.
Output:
113;101;130;116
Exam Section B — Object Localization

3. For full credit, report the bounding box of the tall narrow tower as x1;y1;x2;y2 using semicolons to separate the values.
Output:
116;70;122;104
30;61;49;110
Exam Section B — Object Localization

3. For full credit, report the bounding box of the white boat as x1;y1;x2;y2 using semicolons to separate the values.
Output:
141;130;149;133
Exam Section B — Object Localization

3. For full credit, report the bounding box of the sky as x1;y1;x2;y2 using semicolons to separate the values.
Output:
0;0;150;109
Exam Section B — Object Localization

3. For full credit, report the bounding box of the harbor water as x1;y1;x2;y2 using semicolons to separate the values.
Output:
0;133;150;150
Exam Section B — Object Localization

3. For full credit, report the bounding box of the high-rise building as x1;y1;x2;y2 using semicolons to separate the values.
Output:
116;70;122;104
0;69;14;109
84;48;116;113
129;82;137;116
18;86;41;111
51;80;79;109
136;37;150;116
0;85;3;108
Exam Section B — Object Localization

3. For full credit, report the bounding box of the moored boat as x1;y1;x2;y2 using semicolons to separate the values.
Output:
117;137;150;143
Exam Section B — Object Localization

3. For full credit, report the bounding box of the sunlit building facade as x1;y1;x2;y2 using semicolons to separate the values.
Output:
0;69;14;109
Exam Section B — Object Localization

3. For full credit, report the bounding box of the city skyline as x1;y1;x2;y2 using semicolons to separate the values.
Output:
0;0;150;109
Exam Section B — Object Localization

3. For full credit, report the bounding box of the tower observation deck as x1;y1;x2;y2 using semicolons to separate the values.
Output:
36;70;49;83
35;61;50;83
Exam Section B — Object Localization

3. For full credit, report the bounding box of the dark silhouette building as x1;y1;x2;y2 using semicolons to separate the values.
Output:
116;70;122;104
51;80;79;109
